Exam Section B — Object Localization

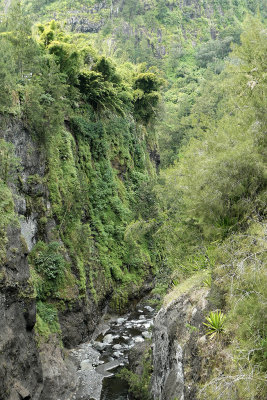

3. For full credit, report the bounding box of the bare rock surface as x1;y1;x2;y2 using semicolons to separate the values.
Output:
151;286;210;400
69;343;104;400
0;225;43;400
0;119;45;400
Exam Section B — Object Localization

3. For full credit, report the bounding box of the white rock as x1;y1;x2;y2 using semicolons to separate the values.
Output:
144;306;154;312
116;318;126;324
142;331;152;339
103;334;114;344
113;344;122;350
143;321;153;329
113;351;123;358
93;342;107;351
134;336;144;343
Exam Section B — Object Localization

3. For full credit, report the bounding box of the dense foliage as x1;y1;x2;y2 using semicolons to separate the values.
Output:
154;18;267;399
0;1;266;399
0;1;163;340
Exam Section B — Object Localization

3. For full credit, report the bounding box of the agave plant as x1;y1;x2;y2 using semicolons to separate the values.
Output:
203;310;226;338
203;274;212;288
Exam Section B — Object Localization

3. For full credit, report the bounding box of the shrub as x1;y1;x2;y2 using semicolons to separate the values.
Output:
118;349;152;400
35;242;65;281
30;241;66;299
0;140;19;184
203;273;212;288
133;72;163;124
35;301;61;340
78;70;123;114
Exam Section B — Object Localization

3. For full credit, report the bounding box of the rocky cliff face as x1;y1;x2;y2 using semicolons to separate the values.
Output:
0;119;105;400
151;285;210;400
0;224;43;400
0;119;44;400
0;105;158;399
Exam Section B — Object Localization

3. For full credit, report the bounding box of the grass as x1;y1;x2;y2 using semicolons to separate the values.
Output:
163;270;209;308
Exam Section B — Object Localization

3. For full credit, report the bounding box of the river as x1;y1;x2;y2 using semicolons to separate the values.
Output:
69;302;156;400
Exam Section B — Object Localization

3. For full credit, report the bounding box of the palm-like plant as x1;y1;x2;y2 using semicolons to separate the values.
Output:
203;310;226;338
203;274;212;288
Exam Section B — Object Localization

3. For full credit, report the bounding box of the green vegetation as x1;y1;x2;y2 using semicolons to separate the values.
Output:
29;241;67;300
118;347;152;400
0;180;17;264
204;310;226;338
154;17;267;399
0;1;266;398
163;271;209;308
0;1;162;343
17;1;267;170
35;301;61;341
0;140;18;264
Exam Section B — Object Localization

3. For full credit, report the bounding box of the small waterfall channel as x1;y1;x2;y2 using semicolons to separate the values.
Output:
69;302;156;400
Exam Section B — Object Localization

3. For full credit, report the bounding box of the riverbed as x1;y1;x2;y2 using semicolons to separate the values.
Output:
69;302;156;400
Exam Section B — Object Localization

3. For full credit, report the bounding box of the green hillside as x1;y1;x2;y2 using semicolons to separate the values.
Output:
0;1;164;347
20;0;266;67
18;0;267;166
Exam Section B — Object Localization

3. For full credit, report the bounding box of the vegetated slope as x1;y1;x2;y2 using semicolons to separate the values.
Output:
15;0;267;168
154;18;267;399
0;1;266;399
25;1;266;398
0;3;163;396
20;0;267;92
21;0;266;62
20;0;267;167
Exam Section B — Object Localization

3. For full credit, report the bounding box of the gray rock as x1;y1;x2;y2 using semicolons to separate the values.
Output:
0;225;43;400
93;342;108;351
128;341;151;378
39;338;78;400
15;196;27;215
113;344;122;350
69;343;103;400
92;323;110;341
80;360;94;371
68;16;104;33
103;334;115;344
113;351;123;358
151;288;209;400
20;215;37;251
142;331;152;339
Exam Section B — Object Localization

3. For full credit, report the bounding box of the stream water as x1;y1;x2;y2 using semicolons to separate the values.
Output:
70;302;155;400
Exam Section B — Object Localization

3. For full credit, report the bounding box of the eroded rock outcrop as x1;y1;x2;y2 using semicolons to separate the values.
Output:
151;285;209;400
0;115;157;399
0;224;43;400
0;120;45;400
0;120;98;400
